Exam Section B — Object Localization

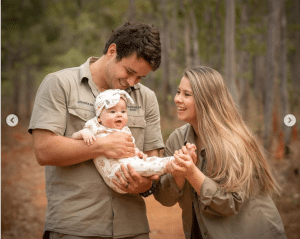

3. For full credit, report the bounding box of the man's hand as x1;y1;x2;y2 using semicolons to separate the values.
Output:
100;131;135;159
113;164;159;194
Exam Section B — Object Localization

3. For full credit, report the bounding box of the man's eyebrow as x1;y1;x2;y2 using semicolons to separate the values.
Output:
125;67;137;74
125;67;147;78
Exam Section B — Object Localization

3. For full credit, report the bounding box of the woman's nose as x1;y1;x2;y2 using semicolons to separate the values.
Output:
174;94;181;103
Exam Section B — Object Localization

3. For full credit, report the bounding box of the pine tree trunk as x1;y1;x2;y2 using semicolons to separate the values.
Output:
183;8;192;68
238;2;250;121
127;0;136;22
161;0;171;115
264;0;280;150
225;0;238;104
290;0;300;110
279;0;292;146
189;5;200;66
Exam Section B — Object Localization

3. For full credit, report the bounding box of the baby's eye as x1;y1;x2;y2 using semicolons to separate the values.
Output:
110;110;116;113
121;110;126;113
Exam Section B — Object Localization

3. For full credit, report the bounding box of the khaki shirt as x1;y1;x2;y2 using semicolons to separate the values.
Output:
154;124;287;239
28;57;164;237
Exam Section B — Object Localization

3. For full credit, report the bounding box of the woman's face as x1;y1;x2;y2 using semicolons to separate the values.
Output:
174;76;197;126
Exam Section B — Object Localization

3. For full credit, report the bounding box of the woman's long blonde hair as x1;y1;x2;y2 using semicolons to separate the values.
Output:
184;66;280;198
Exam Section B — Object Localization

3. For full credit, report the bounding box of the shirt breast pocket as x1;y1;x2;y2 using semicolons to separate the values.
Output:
127;115;146;151
66;107;95;137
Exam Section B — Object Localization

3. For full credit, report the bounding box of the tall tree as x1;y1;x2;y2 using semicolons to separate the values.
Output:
189;1;200;66
215;0;223;72
290;0;300;110
279;0;291;146
238;1;250;120
160;0;171;115
264;0;281;150
127;0;136;22
182;1;192;68
225;0;238;103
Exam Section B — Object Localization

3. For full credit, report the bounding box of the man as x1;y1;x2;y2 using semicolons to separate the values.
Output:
29;22;164;239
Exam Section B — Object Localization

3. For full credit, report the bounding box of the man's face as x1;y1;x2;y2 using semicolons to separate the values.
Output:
98;98;128;130
104;45;153;90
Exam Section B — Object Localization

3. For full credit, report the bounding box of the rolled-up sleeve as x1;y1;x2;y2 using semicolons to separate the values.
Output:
154;173;183;207
154;133;184;206
197;176;245;217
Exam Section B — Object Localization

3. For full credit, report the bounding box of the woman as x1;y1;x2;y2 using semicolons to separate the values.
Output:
154;66;286;239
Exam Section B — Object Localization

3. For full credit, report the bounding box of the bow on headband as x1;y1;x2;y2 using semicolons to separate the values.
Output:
94;89;134;117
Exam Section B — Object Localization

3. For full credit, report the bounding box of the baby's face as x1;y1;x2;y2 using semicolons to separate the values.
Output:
98;98;128;130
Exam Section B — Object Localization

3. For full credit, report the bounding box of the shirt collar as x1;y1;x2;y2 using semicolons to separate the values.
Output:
79;57;101;97
79;57;97;82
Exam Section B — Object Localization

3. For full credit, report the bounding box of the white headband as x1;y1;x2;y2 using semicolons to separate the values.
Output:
94;89;134;117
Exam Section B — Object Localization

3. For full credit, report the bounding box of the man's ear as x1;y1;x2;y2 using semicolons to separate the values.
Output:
107;43;117;57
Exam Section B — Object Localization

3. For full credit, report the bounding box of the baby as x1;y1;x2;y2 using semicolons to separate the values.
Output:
72;89;175;194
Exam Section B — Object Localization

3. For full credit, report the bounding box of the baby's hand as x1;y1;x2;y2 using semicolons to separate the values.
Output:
136;150;147;160
183;143;197;164
80;129;96;145
186;143;196;154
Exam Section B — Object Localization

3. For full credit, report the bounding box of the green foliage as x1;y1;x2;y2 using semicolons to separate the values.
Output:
1;0;299;113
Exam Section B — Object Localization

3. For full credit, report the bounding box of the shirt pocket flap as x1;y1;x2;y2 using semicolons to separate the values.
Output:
127;116;146;128
68;107;95;121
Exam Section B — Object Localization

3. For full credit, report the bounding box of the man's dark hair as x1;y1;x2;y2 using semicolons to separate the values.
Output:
103;22;161;71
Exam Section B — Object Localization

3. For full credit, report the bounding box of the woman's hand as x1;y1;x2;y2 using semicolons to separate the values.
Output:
164;145;197;190
166;144;197;175
172;153;197;177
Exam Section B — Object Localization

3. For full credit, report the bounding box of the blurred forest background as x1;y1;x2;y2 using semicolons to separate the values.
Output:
1;0;300;238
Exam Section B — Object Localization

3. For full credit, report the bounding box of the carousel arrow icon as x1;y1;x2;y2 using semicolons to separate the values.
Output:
6;114;19;127
284;114;296;127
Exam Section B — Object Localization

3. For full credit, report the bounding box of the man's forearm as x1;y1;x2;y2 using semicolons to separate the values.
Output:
33;129;135;167
33;129;104;166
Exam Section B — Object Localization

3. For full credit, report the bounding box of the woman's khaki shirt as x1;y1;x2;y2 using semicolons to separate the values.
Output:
154;124;287;239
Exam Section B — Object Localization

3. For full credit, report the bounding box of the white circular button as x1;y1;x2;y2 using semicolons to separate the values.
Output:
284;114;296;127
6;114;19;127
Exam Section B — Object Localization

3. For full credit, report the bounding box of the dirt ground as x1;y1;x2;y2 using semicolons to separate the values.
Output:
1;124;300;239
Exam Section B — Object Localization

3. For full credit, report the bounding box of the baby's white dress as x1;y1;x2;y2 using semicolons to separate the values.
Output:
84;117;174;194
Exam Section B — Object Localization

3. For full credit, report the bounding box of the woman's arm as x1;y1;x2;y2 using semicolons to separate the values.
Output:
154;146;184;207
197;177;245;217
